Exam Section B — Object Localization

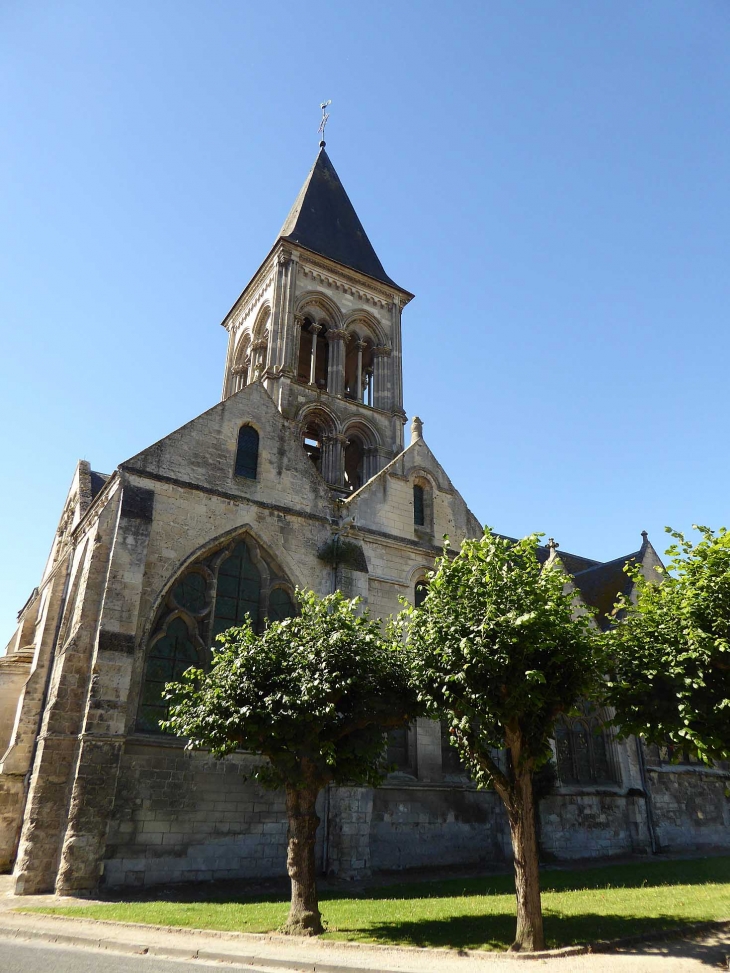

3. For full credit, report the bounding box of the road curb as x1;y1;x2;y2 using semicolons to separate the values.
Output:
0;922;415;973
1;914;728;967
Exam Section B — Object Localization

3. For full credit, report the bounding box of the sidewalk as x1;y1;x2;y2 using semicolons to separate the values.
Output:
0;876;728;972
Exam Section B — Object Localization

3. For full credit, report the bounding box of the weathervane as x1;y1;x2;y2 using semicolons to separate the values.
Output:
318;100;331;147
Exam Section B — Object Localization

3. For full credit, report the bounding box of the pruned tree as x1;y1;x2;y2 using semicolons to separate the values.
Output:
162;590;420;936
605;525;730;763
407;530;601;951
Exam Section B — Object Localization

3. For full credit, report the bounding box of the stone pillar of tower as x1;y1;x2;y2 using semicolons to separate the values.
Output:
371;346;392;411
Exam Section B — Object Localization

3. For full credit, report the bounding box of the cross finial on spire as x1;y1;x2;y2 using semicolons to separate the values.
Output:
318;100;331;148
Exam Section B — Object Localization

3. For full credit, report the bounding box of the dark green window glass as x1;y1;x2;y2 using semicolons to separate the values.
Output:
235;426;259;479
413;484;425;526
555;719;574;783
138;617;198;732
171;571;207;613
387;726;409;771
211;541;261;641
268;587;295;621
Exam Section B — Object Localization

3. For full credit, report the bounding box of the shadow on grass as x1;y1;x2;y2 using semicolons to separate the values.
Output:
333;911;705;951
90;854;730;908
361;855;730;902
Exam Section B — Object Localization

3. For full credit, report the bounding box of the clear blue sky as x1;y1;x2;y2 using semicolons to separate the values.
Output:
2;1;729;647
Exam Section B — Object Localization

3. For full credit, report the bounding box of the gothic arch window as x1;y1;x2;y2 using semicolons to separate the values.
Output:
412;476;434;533
137;534;296;733
235;425;259;479
297;316;329;389
413;485;425;526
554;701;617;785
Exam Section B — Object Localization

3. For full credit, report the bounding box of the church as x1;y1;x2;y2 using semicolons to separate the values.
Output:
1;143;728;894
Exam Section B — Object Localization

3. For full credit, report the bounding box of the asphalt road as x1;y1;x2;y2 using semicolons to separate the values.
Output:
0;938;278;973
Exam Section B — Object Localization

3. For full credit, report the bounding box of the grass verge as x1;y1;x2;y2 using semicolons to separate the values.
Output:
19;856;730;951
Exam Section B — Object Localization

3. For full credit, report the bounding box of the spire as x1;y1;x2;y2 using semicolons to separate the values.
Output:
278;148;400;289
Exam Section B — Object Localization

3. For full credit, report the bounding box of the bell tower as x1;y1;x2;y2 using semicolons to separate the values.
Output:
221;145;414;493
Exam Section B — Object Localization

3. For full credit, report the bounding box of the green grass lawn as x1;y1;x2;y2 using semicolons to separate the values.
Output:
21;856;730;952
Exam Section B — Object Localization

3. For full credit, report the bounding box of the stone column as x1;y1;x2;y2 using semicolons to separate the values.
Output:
355;340;366;402
309;324;322;386
364;367;373;407
266;249;291;375
326;329;347;396
289;314;304;377
251;339;267;381
371;346;392;411
321;434;347;487
362;446;378;482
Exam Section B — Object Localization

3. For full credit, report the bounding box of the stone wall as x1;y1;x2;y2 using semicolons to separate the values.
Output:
370;785;509;871
649;767;730;852
538;791;650;860
103;739;325;888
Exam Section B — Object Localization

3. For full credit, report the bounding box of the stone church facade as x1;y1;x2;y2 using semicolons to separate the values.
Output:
1;146;728;894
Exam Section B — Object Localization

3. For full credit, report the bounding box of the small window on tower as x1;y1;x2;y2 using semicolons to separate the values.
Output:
235;425;259;479
413;484;425;526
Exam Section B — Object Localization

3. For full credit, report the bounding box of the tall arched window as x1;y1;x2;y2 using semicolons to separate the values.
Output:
413;485;425;526
414;580;429;608
412;477;433;532
235;425;259;479
138;535;296;733
554;702;616;785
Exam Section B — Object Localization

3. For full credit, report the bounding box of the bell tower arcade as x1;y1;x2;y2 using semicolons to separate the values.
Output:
221;146;414;493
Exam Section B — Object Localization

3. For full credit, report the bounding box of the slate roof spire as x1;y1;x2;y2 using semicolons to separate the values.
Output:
278;147;400;290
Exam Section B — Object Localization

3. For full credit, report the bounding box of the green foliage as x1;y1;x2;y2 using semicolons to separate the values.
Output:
604;525;730;763
162;589;421;790
406;529;602;788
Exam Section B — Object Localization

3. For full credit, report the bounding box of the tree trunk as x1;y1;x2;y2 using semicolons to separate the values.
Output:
282;781;323;936
507;766;545;951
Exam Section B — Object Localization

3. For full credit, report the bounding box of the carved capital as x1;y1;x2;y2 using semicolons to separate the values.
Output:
326;328;348;342
310;323;323;336
371;345;392;358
